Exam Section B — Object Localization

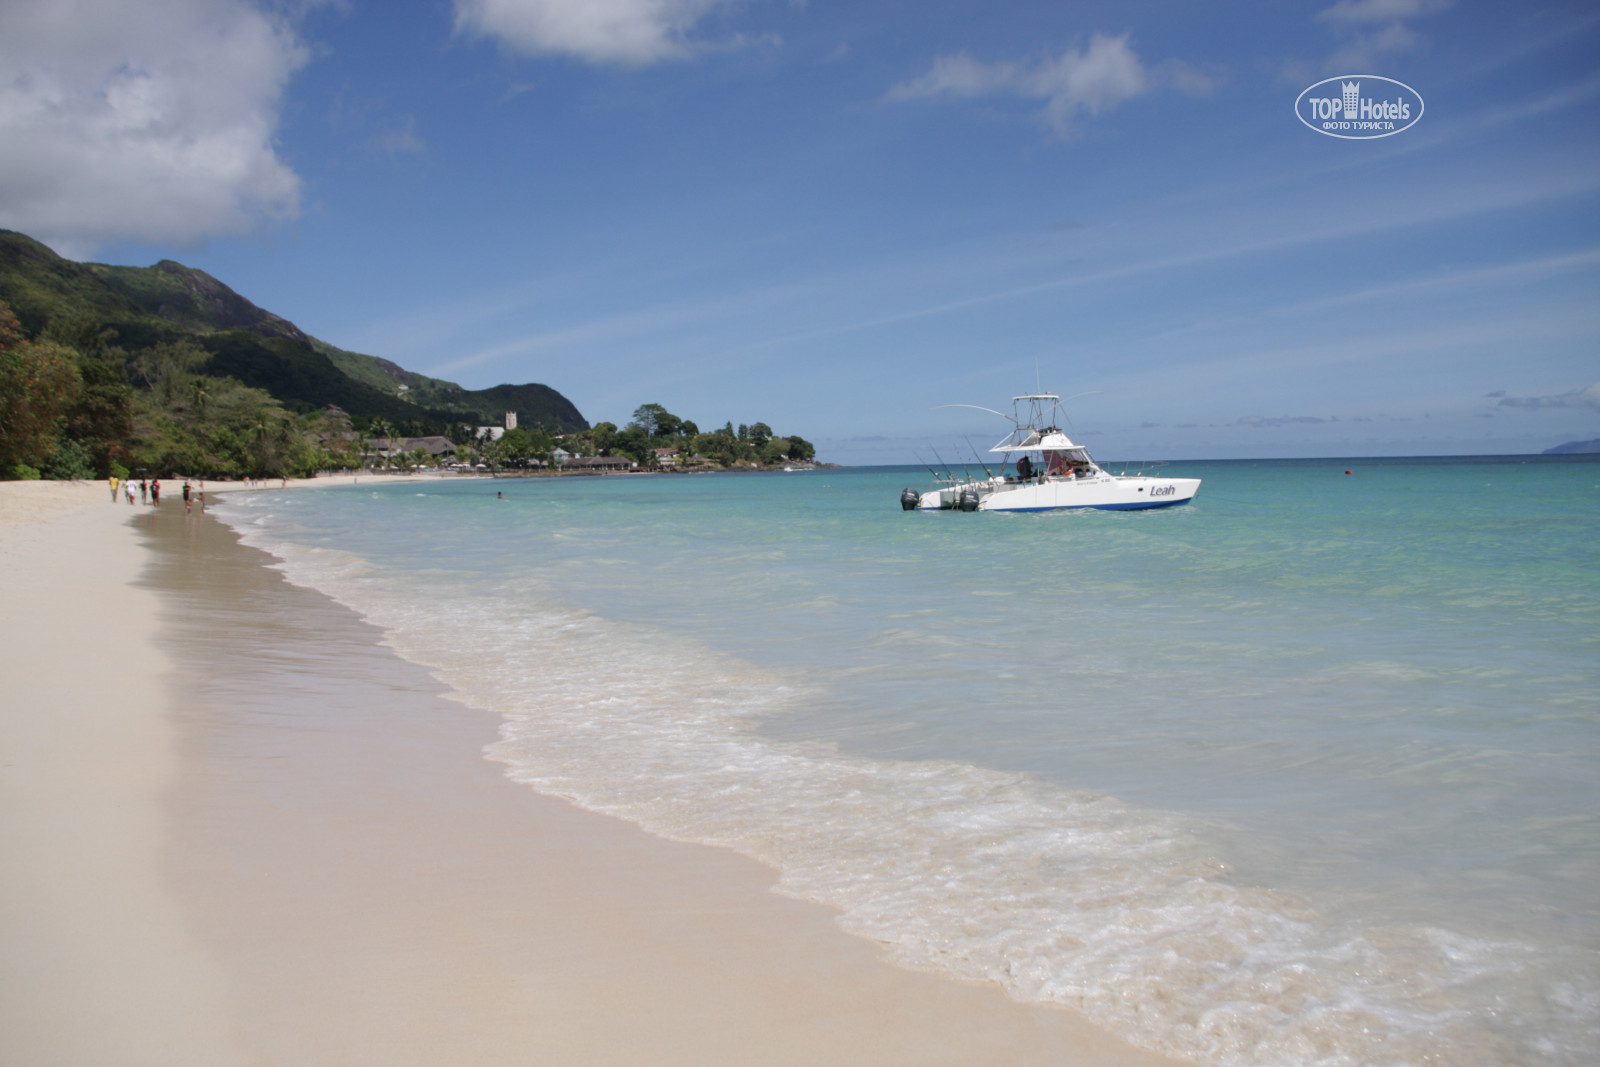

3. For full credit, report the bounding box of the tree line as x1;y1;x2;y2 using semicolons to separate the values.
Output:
435;404;816;471
2;299;371;480
575;403;816;468
1;300;816;480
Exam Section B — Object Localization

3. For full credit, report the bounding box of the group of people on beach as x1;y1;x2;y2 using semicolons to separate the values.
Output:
108;475;152;505
108;475;203;512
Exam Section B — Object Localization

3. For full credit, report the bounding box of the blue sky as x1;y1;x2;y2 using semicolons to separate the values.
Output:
2;0;1596;461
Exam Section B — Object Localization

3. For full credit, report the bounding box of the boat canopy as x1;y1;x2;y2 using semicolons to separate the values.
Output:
990;429;1081;453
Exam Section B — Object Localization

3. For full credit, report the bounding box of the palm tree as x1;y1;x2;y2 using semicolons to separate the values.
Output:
367;418;395;469
249;411;273;476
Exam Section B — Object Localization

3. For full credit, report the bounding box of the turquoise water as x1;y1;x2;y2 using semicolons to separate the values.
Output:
220;456;1599;1066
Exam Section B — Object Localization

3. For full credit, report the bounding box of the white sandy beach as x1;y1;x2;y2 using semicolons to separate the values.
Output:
0;477;1183;1066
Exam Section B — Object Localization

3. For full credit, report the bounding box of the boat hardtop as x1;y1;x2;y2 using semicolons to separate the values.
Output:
901;391;1201;513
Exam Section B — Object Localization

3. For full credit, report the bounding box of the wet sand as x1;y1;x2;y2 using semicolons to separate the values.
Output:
1;480;1184;1065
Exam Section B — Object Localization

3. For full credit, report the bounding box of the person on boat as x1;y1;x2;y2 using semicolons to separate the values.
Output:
1016;455;1033;481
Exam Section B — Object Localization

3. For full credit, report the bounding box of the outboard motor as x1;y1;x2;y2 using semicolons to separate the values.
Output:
957;488;980;512
900;487;921;511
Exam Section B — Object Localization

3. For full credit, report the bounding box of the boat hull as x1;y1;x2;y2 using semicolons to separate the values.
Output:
918;475;1201;512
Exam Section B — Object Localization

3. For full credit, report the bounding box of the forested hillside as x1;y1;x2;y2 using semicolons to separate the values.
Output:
0;230;587;479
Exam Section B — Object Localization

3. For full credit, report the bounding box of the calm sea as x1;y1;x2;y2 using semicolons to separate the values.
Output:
217;456;1599;1066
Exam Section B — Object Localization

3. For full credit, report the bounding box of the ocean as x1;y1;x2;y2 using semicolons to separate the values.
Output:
216;456;1599;1066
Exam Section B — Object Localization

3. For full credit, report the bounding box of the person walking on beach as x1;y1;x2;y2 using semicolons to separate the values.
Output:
151;479;161;506
182;480;192;513
139;478;148;504
109;475;118;502
125;479;136;505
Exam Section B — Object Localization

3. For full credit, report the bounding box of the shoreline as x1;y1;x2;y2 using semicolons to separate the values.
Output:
1;479;1181;1065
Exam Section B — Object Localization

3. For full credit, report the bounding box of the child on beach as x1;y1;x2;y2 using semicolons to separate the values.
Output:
151;479;161;506
109;476;118;502
125;480;136;505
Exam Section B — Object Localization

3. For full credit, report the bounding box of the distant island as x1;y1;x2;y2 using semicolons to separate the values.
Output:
1543;438;1600;455
0;230;813;480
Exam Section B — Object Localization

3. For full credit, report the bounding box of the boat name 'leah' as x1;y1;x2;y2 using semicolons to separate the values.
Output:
1150;484;1177;497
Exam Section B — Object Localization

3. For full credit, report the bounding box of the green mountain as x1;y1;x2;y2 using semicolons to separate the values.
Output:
0;230;587;432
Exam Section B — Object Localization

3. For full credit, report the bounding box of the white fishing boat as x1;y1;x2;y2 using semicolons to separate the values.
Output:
901;392;1200;513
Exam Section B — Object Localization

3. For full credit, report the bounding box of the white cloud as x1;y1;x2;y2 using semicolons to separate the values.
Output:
1317;0;1452;26
369;116;426;158
886;34;1153;134
0;0;308;256
1325;21;1418;71
1497;382;1600;410
1314;0;1451;71
454;0;738;66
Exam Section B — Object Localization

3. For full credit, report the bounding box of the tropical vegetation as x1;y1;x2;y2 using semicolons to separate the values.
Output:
0;231;819;480
564;403;815;468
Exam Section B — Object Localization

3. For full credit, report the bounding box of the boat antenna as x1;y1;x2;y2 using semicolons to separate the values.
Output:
1057;390;1103;436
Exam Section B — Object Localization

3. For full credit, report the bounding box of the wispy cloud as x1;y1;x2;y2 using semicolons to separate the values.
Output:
368;116;426;157
1314;0;1452;72
1497;382;1600;410
424;271;828;377
1158;248;1600;335
1317;0;1453;26
385;99;1598;400
886;34;1161;135
453;0;743;66
738;169;1600;356
1237;415;1334;428
1159;311;1593;395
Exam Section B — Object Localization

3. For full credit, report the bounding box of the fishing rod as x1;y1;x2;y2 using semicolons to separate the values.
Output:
935;401;1016;451
934;403;1012;422
929;446;959;484
911;450;942;480
944;444;974;483
934;404;1019;476
963;436;996;479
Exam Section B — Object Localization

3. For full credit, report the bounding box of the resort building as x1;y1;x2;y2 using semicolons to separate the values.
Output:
367;436;458;464
561;455;634;472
